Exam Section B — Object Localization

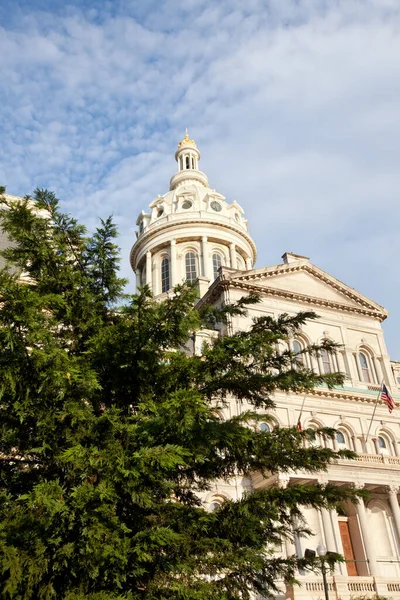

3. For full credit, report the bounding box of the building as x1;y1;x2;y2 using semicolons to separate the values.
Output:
131;132;400;600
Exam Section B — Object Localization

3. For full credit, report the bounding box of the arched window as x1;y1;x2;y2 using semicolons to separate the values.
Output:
161;257;170;293
359;351;372;383
185;252;197;283
209;501;222;512
212;253;222;279
185;156;190;169
321;349;333;374
259;422;270;433
237;255;245;270
336;430;348;449
292;340;305;367
377;434;391;456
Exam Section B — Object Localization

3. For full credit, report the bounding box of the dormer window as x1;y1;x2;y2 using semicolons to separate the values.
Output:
211;201;222;212
157;208;164;218
139;222;144;233
182;200;192;210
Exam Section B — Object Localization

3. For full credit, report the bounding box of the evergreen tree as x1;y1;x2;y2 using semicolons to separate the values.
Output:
0;189;360;600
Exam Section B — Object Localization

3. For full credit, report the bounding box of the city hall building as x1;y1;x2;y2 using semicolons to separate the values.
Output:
130;132;400;600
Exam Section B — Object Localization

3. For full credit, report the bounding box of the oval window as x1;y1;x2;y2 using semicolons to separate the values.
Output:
182;200;192;210
210;200;222;212
157;208;164;218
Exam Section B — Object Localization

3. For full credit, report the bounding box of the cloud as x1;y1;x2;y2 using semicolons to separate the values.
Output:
0;0;400;357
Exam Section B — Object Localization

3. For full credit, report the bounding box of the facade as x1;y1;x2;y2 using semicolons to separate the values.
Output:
131;133;400;600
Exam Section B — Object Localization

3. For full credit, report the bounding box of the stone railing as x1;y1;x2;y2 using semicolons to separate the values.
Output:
338;453;400;469
290;575;400;599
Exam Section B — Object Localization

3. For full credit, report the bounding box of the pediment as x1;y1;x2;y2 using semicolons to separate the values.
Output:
227;262;387;319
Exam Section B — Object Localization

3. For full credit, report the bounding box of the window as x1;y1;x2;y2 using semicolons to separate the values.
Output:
186;156;190;169
259;422;270;433
212;253;222;279
397;377;400;385
336;431;347;448
236;255;245;270
209;502;222;512
321;349;332;374
378;436;386;449
308;429;318;446
161;257;170;293
292;340;304;367
182;200;192;209
377;434;392;456
185;252;197;283
157;208;164;218
359;352;371;383
336;431;345;444
139;221;144;233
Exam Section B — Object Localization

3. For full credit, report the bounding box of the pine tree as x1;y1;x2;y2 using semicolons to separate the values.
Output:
0;189;360;600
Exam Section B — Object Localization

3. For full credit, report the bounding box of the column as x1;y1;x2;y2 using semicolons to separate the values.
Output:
135;269;141;293
356;494;379;575
170;239;177;287
202;236;211;280
153;258;158;295
146;251;152;290
336;351;348;378
321;507;342;574
331;510;346;576
230;243;237;269
245;256;252;270
388;486;400;550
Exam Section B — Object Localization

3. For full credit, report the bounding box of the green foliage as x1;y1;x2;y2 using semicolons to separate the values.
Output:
0;189;360;599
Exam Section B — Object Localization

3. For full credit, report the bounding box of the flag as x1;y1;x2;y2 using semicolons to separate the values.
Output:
297;417;302;431
381;383;395;413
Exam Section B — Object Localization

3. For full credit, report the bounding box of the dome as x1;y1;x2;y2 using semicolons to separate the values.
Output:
130;133;256;297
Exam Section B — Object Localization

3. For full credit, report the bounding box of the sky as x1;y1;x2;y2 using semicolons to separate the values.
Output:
0;0;400;358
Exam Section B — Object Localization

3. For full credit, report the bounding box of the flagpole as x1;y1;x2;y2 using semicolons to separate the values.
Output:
297;394;307;429
365;380;384;444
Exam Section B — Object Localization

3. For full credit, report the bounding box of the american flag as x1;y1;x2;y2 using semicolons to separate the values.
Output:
381;383;395;413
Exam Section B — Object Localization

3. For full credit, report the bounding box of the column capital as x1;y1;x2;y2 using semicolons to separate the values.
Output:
230;242;235;249
170;239;176;246
202;235;208;242
146;249;152;257
388;485;400;495
353;482;366;491
279;474;290;488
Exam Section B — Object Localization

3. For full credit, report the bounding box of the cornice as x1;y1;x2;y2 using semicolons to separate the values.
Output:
308;386;399;406
130;218;257;267
197;277;387;321
233;263;385;314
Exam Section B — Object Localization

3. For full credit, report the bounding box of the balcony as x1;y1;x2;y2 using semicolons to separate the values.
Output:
288;575;400;599
338;453;400;470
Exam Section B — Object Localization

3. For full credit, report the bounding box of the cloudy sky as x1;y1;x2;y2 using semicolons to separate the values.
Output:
1;0;399;358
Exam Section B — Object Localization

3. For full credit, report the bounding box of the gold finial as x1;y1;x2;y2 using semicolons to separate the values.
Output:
178;128;196;148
